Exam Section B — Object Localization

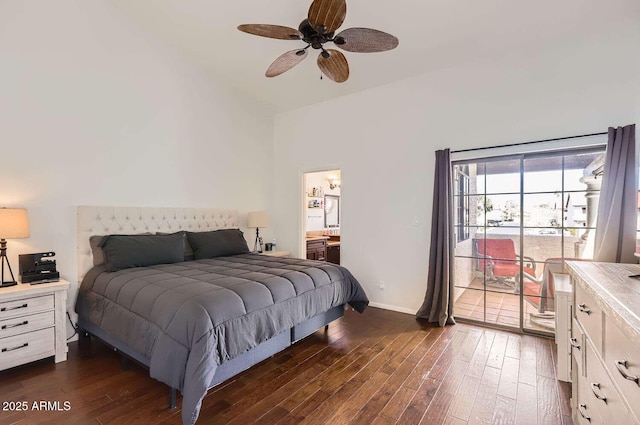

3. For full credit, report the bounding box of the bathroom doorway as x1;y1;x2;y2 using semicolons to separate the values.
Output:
302;169;341;264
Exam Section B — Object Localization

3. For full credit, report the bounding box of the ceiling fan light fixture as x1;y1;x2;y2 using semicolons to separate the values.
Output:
238;0;398;82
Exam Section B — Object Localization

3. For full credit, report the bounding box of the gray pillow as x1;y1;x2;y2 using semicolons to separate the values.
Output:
186;229;250;260
100;233;185;272
156;231;194;261
89;233;152;266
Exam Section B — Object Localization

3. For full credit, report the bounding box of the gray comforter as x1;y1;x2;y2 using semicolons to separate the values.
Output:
75;254;368;424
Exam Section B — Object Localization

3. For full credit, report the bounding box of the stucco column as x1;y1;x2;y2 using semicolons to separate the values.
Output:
579;174;602;241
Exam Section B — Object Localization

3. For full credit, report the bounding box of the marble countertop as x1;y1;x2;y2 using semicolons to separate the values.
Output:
306;236;330;241
566;261;640;341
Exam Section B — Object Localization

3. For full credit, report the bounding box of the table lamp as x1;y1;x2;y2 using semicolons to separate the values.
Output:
0;208;30;287
247;211;269;253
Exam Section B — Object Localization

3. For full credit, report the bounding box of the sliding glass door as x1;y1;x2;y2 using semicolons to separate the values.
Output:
452;147;605;335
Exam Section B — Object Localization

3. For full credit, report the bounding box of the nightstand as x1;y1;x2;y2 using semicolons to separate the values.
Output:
0;279;70;371
260;251;290;258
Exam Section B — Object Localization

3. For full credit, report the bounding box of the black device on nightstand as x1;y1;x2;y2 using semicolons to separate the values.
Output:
19;252;60;284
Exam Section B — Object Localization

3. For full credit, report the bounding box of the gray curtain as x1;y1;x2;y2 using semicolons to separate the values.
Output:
416;149;455;326
594;124;637;263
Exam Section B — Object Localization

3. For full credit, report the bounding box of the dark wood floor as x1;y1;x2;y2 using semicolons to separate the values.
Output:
0;308;572;425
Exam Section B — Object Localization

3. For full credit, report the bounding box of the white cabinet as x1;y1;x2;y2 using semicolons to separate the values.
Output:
0;280;69;370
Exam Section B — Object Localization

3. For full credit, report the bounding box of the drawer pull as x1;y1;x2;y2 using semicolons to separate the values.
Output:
577;303;591;315
0;303;28;312
615;359;640;384
578;404;591;422
1;320;28;330
590;382;607;403
1;342;28;353
569;337;581;350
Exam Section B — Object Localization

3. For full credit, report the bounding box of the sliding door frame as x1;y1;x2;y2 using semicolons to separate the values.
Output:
452;145;606;336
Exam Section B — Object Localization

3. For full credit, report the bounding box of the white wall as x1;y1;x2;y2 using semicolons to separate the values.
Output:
274;27;640;314
0;0;274;325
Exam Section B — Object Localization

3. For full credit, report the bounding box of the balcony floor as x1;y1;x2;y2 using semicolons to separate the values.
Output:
454;279;554;334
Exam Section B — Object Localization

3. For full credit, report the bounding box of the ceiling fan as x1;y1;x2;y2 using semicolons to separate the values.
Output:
238;0;398;83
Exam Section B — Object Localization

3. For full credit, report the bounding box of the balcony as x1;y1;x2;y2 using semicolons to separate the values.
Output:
453;226;585;334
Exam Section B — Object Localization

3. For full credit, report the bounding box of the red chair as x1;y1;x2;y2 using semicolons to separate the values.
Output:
523;258;588;314
522;259;560;314
474;238;537;289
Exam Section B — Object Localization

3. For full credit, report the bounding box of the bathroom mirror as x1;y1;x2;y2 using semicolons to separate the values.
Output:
324;195;340;228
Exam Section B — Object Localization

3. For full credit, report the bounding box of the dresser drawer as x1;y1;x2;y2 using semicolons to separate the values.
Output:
0;295;54;320
0;327;55;371
0;310;54;338
572;317;585;373
576;372;603;425
586;340;628;425
575;284;603;353
604;318;640;421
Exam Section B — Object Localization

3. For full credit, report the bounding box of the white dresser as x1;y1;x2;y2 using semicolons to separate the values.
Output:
0;280;69;371
567;262;640;425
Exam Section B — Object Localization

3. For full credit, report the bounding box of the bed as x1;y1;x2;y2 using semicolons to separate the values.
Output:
74;206;368;425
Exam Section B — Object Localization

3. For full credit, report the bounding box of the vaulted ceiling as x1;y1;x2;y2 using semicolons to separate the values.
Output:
110;0;640;112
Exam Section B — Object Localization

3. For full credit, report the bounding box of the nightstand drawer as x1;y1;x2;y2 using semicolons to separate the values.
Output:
0;295;54;320
0;311;54;338
0;327;55;371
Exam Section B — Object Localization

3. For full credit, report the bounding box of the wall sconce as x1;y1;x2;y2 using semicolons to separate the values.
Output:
327;177;341;190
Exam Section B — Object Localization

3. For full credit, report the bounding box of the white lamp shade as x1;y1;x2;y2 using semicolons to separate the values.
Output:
0;208;30;239
247;211;269;228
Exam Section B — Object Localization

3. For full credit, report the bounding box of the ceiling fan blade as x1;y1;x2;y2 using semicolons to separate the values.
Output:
317;49;349;83
335;28;399;53
266;49;308;77
308;0;347;34
238;24;302;40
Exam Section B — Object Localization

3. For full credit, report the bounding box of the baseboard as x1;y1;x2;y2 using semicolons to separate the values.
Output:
368;302;416;316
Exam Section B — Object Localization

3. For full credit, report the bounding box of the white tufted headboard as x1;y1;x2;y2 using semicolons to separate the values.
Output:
77;206;238;283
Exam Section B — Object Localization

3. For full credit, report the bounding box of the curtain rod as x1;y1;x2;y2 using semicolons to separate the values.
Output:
451;132;608;154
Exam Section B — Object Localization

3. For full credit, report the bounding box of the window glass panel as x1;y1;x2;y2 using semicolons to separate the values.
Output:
468;195;485;227
454;165;472;241
482;194;520;229
562;192;595;229
522;229;562;263
454;288;484;321
472;237;521;295
454;163;482;195
482;158;520;195
524;296;555;332
523;193;563;228
524;156;563;193
563;151;606;191
496;293;520;329
454;247;476;273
